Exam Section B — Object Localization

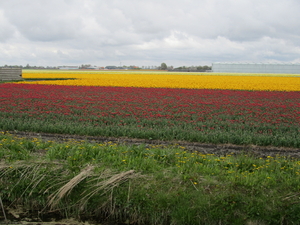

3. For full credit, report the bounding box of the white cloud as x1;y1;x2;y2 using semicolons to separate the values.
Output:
0;10;17;42
0;0;300;67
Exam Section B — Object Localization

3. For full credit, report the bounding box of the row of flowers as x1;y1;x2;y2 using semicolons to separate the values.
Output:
1;83;299;146
20;71;300;91
2;83;299;124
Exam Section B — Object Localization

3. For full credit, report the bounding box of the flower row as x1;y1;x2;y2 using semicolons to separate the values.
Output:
20;71;300;91
1;83;299;147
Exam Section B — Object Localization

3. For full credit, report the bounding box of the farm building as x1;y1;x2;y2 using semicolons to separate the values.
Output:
58;66;79;70
212;63;300;74
0;67;23;81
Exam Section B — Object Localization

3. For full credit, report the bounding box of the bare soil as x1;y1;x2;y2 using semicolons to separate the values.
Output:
5;130;300;158
0;202;124;225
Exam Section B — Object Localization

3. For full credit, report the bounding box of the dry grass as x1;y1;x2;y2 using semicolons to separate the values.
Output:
80;169;141;207
1;159;143;217
48;165;94;209
46;165;143;213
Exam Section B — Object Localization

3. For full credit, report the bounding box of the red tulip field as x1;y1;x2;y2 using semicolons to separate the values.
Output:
0;82;299;147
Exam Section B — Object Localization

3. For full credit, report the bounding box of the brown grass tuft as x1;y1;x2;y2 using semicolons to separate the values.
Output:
48;165;94;209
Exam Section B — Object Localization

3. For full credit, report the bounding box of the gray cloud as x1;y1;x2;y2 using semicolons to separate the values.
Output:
0;0;300;67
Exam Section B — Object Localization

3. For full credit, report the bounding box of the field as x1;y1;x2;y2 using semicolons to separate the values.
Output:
20;69;300;90
1;70;300;224
1;70;300;147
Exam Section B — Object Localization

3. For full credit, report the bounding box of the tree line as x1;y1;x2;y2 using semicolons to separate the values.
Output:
159;62;212;71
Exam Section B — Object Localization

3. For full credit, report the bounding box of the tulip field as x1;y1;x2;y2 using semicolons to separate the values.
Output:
20;70;300;90
1;70;299;147
1;70;300;224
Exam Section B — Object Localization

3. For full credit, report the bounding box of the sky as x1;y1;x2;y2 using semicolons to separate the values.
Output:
1;0;300;68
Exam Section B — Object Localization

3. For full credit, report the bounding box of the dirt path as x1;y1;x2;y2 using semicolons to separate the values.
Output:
5;131;300;158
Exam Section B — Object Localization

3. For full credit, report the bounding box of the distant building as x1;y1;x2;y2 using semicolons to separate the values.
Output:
85;66;99;70
0;67;22;81
212;63;300;74
105;66;117;70
58;66;79;70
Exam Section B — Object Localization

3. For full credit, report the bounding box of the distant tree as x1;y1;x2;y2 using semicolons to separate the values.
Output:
160;62;167;70
80;64;91;69
203;65;211;70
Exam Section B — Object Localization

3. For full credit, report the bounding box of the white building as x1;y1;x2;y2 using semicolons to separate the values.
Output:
58;66;79;70
212;63;300;74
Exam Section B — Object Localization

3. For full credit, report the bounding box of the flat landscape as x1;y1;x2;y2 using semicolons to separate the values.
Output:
1;70;300;224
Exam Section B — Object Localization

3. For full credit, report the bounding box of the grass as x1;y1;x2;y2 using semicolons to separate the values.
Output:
0;78;75;84
24;78;77;81
1;131;300;224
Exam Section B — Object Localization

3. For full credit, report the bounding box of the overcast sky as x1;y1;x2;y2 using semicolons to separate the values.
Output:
1;0;300;67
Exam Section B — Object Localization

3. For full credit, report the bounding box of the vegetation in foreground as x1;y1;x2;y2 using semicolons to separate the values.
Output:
1;132;300;224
